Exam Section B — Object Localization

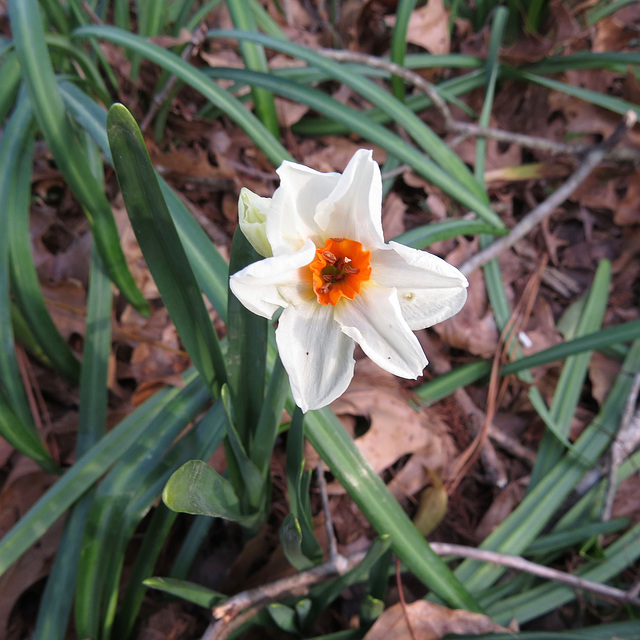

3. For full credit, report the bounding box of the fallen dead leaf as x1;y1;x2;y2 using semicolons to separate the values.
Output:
386;0;450;55
474;478;527;543
319;360;455;493
363;600;511;640
382;191;407;240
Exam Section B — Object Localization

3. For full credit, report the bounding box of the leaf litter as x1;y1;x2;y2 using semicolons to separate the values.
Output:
2;0;640;637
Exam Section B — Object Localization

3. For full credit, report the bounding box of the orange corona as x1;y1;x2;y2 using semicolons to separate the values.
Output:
310;238;372;305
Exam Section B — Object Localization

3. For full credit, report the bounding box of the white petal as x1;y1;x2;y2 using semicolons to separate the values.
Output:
276;302;356;412
371;242;469;330
267;161;340;255
334;285;427;379
229;239;316;319
238;188;273;257
315;149;385;249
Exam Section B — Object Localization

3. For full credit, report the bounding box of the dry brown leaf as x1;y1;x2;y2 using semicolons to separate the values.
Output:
588;351;621;407
320;361;454;492
475;479;527;542
593;3;640;53
303;138;386;174
363;600;510;640
0;459;61;635
433;267;500;359
614;167;640;226
382;191;407;240
386;0;450;55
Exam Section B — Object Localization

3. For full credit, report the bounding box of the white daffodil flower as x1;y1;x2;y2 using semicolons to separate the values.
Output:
230;149;468;412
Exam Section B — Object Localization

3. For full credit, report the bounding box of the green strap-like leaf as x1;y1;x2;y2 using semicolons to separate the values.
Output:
106;103;226;393
226;0;280;137
8;0;148;313
226;228;267;446
143;576;225;608
302;405;481;612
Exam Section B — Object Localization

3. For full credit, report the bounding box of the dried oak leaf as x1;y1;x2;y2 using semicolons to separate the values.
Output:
385;0;450;55
319;360;455;493
363;600;511;640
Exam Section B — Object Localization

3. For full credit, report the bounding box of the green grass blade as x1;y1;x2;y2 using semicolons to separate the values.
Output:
107;103;226;393
526;517;629;555
0;373;194;577
587;0;638;24
0;390;58;474
38;0;70;34
74;375;212;639
528;260;611;491
488;521;640;625
143;576;225;607
72;25;291;167
0;51;21;122
112;402;227;640
6;100;81;384
205;66;502;227
206;28;489;205
527;51;640;74
8;0;149;313
248;0;287;39
390;0;418;101
508;68;640;119
292;69;486;137
44;33;110;102
0;100;40;429
58;81;230;320
475;6;506;180
302;405;481;611
32;243;112;640
417;318;640;403
392;219;507;249
252;353;289;476
226;228;267;446
304;536;393;631
226;0;280;137
453;340;640;593
162;459;255;526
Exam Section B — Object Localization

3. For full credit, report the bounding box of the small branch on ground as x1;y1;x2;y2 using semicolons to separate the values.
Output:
317;49;640;164
459;111;637;276
200;536;640;638
432;543;640;606
602;372;640;523
202;553;354;640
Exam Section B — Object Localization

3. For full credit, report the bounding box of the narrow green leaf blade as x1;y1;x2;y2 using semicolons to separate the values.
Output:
107;103;226;392
9;0;149;313
303;405;481;611
143;576;225;608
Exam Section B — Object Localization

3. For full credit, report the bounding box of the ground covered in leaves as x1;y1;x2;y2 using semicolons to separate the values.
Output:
1;1;640;638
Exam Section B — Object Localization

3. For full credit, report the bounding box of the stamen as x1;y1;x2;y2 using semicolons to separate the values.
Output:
309;237;372;305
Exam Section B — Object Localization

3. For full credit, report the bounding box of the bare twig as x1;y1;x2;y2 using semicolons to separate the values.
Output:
319;48;454;128
602;372;640;522
201;535;640;638
202;553;354;639
140;22;209;132
431;543;640;606
317;48;639;164
459;111;637;276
